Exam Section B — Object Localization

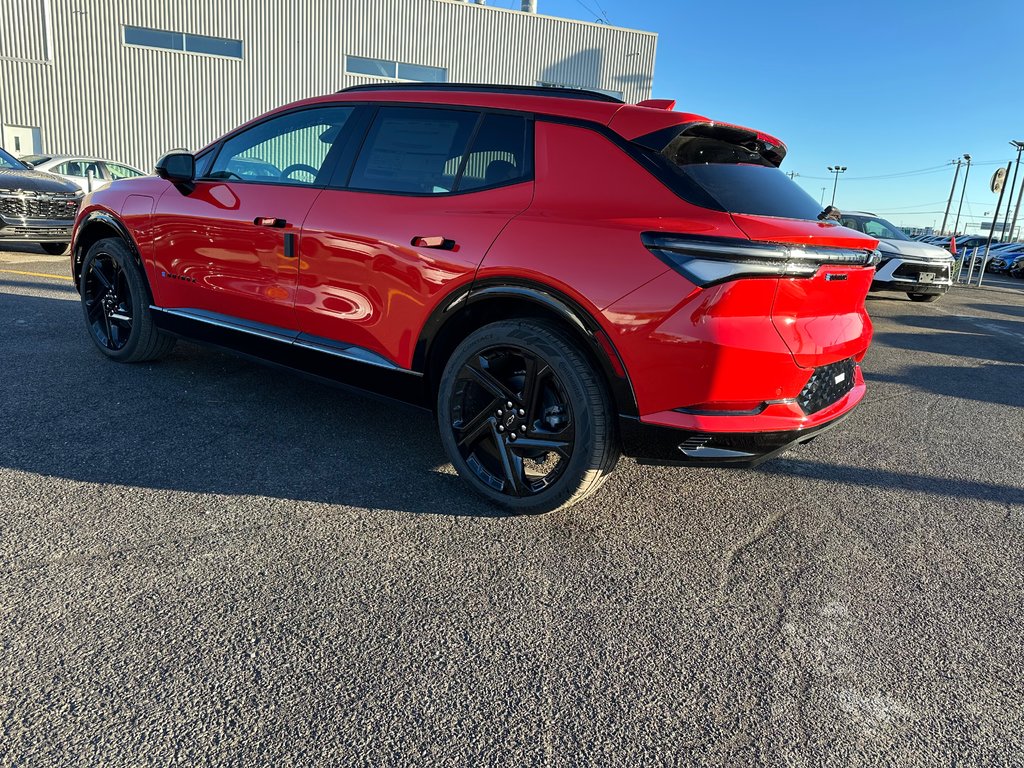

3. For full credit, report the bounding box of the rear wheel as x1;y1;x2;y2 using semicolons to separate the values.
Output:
907;292;940;302
40;242;69;255
80;238;176;362
437;320;618;514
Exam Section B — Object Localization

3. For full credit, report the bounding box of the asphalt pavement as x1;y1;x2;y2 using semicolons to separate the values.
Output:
1;246;1022;766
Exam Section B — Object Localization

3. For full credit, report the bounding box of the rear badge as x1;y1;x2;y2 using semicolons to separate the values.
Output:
825;273;848;281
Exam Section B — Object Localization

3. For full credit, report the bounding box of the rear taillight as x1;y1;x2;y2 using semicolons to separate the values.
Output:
641;233;880;288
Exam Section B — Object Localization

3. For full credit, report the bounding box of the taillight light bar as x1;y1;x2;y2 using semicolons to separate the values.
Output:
641;232;881;288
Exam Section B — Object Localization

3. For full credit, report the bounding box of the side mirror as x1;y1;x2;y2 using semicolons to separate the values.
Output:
155;152;196;186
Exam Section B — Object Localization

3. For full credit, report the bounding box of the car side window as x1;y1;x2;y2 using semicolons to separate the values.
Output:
57;160;86;177
207;106;355;186
347;107;478;194
107;163;142;180
455;114;531;192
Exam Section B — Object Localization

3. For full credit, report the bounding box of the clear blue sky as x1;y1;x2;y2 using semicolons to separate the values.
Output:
521;0;1022;234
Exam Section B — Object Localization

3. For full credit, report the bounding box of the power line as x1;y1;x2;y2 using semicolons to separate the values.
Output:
798;164;952;181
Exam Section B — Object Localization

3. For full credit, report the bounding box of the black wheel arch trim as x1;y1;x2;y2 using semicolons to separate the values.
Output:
72;210;146;293
413;278;639;418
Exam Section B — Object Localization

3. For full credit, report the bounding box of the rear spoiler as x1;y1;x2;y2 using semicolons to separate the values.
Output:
632;121;788;168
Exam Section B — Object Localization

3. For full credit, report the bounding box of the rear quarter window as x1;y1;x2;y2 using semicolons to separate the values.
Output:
348;107;478;195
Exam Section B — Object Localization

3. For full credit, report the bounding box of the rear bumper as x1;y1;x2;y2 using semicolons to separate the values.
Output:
619;366;865;466
620;411;851;467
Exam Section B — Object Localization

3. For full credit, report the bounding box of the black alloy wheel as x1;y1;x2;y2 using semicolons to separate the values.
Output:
83;251;134;351
79;238;176;362
438;320;618;514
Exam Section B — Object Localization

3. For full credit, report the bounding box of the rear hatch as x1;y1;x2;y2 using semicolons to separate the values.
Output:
631;120;878;368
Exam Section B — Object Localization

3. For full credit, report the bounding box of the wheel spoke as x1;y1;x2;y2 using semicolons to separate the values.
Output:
455;404;499;448
464;356;520;405
492;425;526;496
511;436;573;460
522;358;551;424
101;310;114;347
90;261;113;291
86;298;104;322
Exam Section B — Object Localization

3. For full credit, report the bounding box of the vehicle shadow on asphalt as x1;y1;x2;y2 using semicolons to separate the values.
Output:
968;302;1024;319
760;458;1024;505
869;314;1024;366
0;291;514;517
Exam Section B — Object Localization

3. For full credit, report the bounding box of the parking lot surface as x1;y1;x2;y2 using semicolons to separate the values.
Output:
1;246;1022;766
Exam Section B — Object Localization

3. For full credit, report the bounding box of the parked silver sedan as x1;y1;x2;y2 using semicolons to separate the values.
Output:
18;154;146;193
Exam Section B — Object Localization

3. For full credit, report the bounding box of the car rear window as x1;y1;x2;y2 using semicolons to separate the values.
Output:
637;124;823;221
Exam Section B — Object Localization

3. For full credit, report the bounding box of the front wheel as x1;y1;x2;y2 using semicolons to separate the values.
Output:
907;292;940;302
437;320;619;514
80;237;176;362
40;242;69;255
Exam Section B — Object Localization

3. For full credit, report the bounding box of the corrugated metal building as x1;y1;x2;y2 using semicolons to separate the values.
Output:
0;0;657;171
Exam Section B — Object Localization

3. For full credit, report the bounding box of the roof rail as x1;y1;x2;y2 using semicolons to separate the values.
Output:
337;82;624;103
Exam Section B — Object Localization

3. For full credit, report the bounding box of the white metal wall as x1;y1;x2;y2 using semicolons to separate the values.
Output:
0;0;657;171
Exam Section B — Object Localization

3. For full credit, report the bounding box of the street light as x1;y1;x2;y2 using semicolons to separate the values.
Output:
952;153;972;236
1005;140;1024;243
827;166;847;206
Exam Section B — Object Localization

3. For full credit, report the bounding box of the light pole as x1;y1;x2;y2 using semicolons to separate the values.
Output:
952;154;972;236
827;166;847;206
820;186;827;206
1005;140;1024;243
940;158;963;235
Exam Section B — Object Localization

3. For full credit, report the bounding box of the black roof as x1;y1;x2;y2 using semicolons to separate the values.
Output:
337;82;623;103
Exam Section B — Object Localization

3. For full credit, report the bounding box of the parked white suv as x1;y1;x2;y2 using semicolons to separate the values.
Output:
839;211;953;302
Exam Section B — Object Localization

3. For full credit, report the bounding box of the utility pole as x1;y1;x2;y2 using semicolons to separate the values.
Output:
940;157;963;235
1006;140;1024;243
787;171;799;180
998;141;1024;243
820;187;827;206
952;154;972;236
827;165;847;206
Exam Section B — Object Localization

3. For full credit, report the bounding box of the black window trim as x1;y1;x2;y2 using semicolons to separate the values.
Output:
329;102;535;198
192;99;543;197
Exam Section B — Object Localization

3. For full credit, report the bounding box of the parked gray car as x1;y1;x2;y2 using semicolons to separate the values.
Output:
0;147;82;255
19;154;145;193
839;211;954;302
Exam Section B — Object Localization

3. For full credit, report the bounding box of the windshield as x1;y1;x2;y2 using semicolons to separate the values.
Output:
0;147;25;170
838;215;911;241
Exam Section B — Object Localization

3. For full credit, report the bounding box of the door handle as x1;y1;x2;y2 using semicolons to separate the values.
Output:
254;217;287;228
411;235;457;251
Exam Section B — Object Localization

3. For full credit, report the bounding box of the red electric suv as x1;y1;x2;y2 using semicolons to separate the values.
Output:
72;84;879;513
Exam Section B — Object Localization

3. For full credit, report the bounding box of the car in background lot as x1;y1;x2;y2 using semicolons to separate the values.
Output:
982;243;1024;272
0;146;82;255
71;83;880;513
19;154;146;193
1003;253;1024;277
839;211;953;302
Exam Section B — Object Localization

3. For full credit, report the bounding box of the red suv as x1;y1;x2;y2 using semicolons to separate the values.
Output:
72;84;878;514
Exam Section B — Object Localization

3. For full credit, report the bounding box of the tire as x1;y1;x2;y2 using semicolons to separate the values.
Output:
40;242;69;256
907;292;940;302
80;237;176;362
437;319;619;514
